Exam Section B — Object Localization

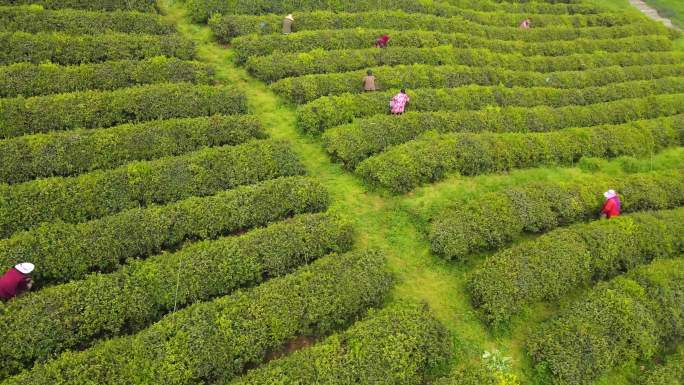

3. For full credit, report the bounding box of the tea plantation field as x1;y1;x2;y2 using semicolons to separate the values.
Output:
0;0;682;384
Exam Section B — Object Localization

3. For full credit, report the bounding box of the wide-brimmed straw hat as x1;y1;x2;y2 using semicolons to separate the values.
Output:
603;189;617;199
285;14;294;20
15;262;34;274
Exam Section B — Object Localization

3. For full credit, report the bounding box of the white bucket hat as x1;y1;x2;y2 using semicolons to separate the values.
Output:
15;262;34;274
603;189;617;199
285;14;294;20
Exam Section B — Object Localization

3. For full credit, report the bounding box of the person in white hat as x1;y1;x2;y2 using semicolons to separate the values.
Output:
601;189;621;219
283;14;294;34
0;263;34;300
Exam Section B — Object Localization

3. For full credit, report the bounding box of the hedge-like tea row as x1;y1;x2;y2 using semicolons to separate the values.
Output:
356;116;683;193
0;6;172;35
189;0;639;24
0;115;265;184
248;46;684;82
271;63;684;103
323;94;684;168
297;77;684;133
642;345;684;385
226;302;451;385
211;12;666;43
431;170;684;260
0;139;304;238
0;0;156;12
3;249;392;385
0;83;247;138
0;176;329;286
0;32;194;66
232;29;670;63
469;208;684;326
0;213;352;380
527;257;684;385
0;57;213;98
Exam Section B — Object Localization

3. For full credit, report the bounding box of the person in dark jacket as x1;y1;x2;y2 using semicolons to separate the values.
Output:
0;263;34;300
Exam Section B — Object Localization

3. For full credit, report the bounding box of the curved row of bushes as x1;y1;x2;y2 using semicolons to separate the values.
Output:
249;46;684;83
0;115;264;184
226;302;451;385
211;12;666;43
189;0;638;24
323;94;684;168
0;57;213;98
0;6;172;35
232;30;670;63
0;139;304;238
0;83;247;138
0;0;157;12
430;169;684;260
469;208;684;327
0;213;352;380
0;176;329;286
356;116;683;193
527;257;684;385
297;77;684;133
272;63;684;104
0;32;194;66
642;345;684;385
3;248;393;385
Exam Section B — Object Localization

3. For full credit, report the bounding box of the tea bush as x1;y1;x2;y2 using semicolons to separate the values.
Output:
641;345;684;385
0;0;157;12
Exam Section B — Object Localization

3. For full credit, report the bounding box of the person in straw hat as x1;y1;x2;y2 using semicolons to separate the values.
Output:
0;263;34;300
283;14;294;34
601;189;621;219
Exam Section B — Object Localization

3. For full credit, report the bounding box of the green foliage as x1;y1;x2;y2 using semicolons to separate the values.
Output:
247;46;684;82
3;249;393;385
233;29;670;64
210;11;666;43
641;345;684;385
0;31;194;65
296;77;684;133
226;302;451;385
0;139;304;237
356;116;683;193
0;57;213;98
430;170;684;260
528;258;684;385
0;213;353;380
469;208;684;326
0;83;247;138
0;5;172;35
0;115;264;184
323;94;684;168
271;63;684;104
0;176;329;286
0;0;157;12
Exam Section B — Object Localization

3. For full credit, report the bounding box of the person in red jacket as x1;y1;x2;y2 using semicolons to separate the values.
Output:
0;263;34;300
601;189;621;219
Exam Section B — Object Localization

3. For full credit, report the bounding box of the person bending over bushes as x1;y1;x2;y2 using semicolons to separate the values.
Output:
363;70;377;92
0;263;34;300
601;189;621;219
390;89;409;115
375;34;390;48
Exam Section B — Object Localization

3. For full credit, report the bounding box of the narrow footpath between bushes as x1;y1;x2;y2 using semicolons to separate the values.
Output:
628;0;682;31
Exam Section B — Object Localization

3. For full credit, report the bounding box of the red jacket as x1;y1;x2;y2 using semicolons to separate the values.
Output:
602;197;621;219
0;268;30;300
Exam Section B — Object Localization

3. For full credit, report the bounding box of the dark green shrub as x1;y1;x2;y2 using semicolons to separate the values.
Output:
356;116;683;193
323;94;684;168
0;0;157;12
226;302;451;385
469;208;684;326
0;31;194;65
210;11;665;43
430;172;610;259
0;139;304;237
527;257;684;385
0;83;247;138
3;249;393;385
0;57;213;98
271;63;684;104
297;77;684;133
0;6;172;34
0;213;352;380
0;115;264;184
0;176;329;285
641;345;684;385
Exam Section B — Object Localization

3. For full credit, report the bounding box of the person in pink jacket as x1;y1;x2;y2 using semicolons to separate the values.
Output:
0;263;34;300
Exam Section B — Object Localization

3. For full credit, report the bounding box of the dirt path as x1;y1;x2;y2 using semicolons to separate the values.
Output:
629;0;682;31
